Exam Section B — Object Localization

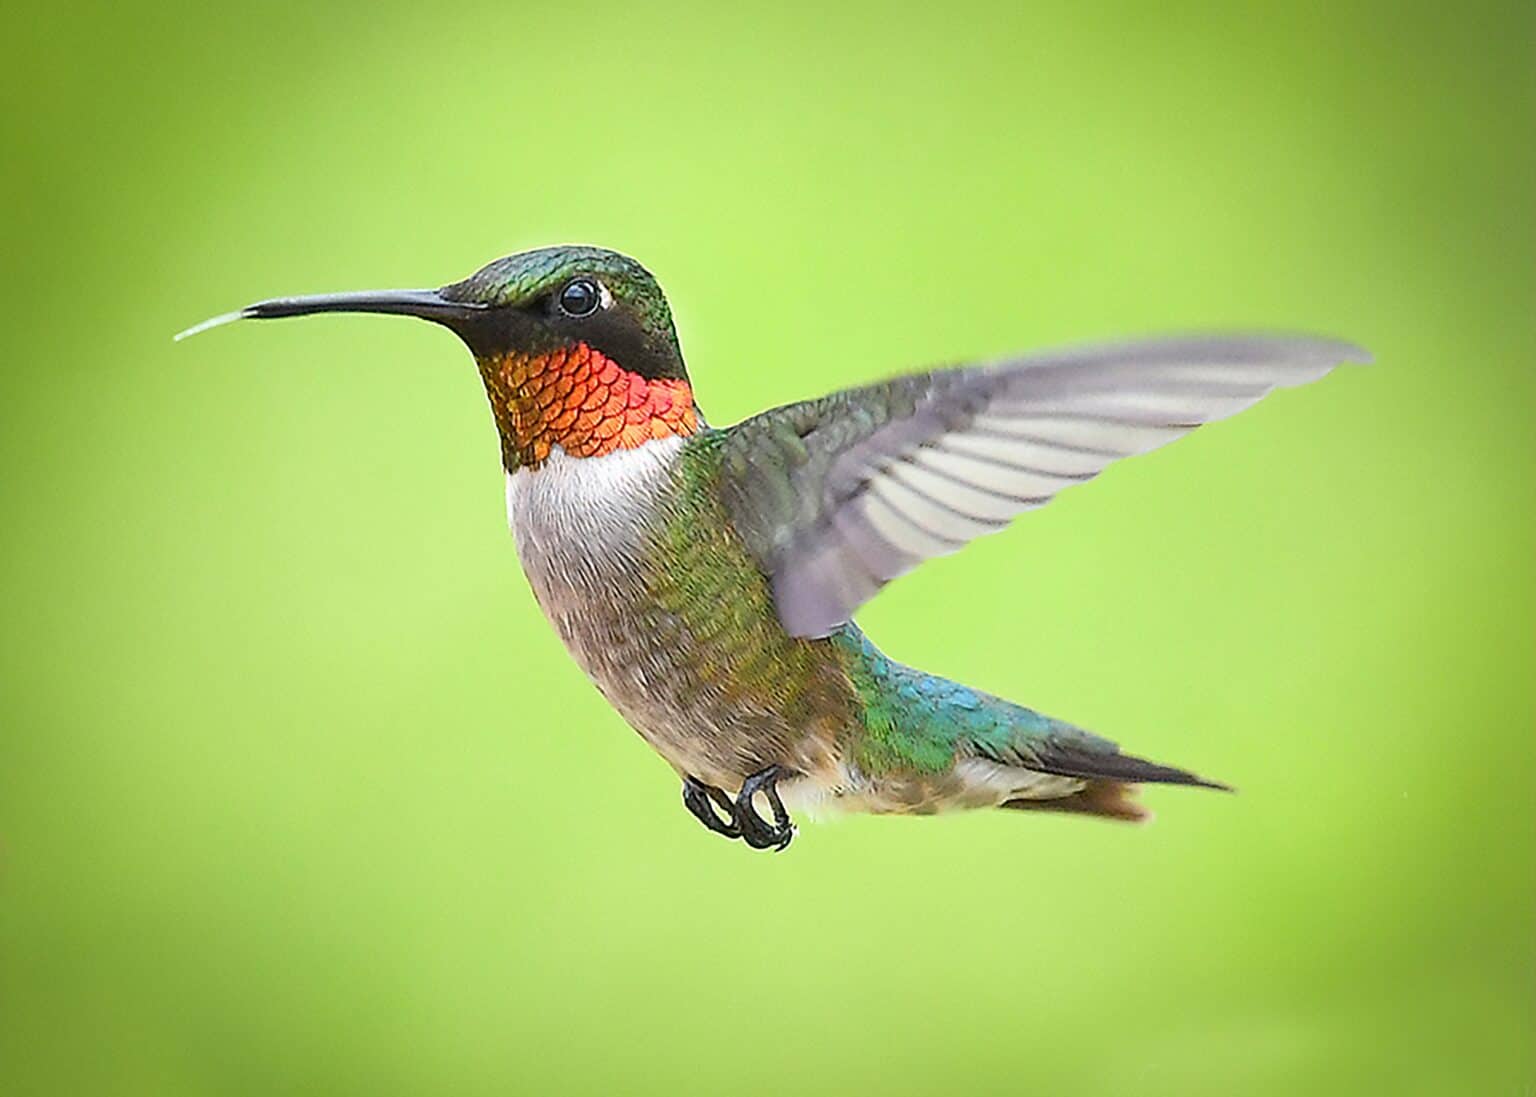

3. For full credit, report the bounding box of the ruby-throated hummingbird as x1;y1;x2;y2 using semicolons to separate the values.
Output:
180;245;1368;851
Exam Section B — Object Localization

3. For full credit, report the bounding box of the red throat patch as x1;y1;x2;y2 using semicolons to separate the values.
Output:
477;342;697;469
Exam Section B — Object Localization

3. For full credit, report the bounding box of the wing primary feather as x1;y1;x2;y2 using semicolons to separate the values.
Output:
870;478;1000;541
717;332;1368;634
885;457;1045;521
987;402;1217;428
878;463;1019;529
961;424;1125;458
860;489;970;556
832;502;915;581
928;440;1099;484
898;451;1058;508
912;446;1082;502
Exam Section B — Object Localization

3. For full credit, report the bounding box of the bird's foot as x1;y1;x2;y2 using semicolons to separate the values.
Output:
735;765;795;852
680;768;796;851
682;776;740;839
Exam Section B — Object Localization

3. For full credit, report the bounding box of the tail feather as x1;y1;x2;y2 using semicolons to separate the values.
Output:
1004;742;1231;824
830;627;1231;823
1003;781;1154;823
1026;741;1232;792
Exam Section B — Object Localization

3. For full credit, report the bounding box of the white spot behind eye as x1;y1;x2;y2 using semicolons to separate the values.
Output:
597;282;614;310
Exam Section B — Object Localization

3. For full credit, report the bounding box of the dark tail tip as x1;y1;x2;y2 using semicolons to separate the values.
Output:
1027;743;1233;793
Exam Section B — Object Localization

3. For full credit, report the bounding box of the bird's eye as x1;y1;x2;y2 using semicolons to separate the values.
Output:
557;278;601;318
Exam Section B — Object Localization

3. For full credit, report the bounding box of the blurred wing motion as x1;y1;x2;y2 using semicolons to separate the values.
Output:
719;335;1369;638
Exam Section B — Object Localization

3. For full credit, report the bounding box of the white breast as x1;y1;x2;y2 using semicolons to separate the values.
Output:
502;435;728;777
505;436;685;573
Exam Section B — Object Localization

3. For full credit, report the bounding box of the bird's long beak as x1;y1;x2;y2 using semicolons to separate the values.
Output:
174;289;487;342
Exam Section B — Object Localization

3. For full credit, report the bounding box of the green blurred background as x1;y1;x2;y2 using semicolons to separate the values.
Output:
2;1;1532;1094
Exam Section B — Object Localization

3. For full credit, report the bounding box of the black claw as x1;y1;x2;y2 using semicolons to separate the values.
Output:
736;765;795;852
682;776;740;839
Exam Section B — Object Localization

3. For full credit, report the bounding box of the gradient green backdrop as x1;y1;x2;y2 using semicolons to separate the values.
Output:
3;2;1532;1094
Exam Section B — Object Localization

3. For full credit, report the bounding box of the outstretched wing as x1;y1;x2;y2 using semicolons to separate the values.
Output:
717;335;1368;638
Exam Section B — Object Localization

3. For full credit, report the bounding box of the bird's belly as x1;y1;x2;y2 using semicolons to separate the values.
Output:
506;441;704;768
504;440;853;789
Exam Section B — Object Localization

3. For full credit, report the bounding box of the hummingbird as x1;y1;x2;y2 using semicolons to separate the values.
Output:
180;245;1369;851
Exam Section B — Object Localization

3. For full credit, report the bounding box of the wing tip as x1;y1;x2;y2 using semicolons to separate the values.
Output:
1220;332;1374;370
1344;341;1374;365
1304;336;1373;366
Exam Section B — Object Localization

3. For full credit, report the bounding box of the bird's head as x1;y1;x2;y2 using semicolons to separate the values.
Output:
180;245;696;470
